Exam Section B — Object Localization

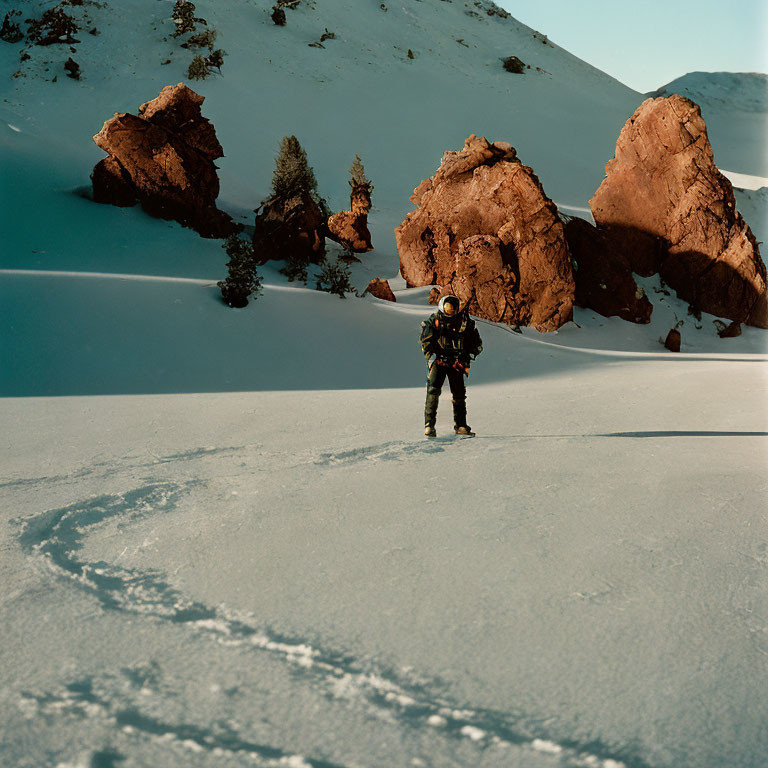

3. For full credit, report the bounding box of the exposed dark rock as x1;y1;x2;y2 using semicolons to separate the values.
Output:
664;328;681;352
564;216;652;324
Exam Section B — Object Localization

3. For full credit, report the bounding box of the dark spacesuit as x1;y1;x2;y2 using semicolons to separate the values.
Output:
419;295;483;437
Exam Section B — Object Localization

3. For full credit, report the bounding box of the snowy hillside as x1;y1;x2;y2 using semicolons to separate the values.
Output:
1;2;768;768
654;71;768;113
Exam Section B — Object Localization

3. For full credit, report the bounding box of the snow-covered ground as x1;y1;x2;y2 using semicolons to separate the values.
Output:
1;2;767;767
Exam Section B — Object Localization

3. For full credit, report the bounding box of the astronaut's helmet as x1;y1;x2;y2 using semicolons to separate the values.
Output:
437;295;460;316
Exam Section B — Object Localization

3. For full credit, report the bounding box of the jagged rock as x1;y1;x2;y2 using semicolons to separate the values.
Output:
327;211;372;252
590;94;768;328
664;328;681;352
328;163;374;253
428;287;440;305
253;192;326;266
564;216;652;324
364;278;396;302
91;83;237;238
716;320;742;338
395;134;574;332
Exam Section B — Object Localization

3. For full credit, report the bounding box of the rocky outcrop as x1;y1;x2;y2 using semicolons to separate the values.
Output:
564;216;652;324
252;192;326;265
327;179;373;253
91;83;237;238
327;211;372;253
590;94;768;328
395;135;574;332
364;278;396;302
664;329;681;353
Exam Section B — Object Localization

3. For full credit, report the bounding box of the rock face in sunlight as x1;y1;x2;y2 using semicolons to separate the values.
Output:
395;135;574;332
564;216;653;324
91;83;238;238
363;278;396;302
328;176;373;253
590;94;768;328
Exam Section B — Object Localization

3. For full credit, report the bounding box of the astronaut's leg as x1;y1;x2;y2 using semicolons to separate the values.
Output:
448;367;468;429
425;363;447;433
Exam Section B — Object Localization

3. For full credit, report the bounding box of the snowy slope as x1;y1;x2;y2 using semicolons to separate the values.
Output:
1;3;768;768
654;71;768;113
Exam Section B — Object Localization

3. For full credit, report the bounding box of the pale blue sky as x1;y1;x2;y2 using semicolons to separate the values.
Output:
497;0;768;92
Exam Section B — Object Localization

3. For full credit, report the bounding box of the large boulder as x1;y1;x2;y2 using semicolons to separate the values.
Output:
590;95;768;327
91;83;237;238
564;216;653;324
395;135;574;332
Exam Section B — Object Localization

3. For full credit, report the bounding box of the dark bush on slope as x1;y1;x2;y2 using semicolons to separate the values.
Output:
316;258;355;298
218;236;262;308
1;11;24;43
26;5;79;46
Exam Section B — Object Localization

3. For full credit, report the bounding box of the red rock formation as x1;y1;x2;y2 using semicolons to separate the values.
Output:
564;216;652;324
364;278;396;302
590;95;768;328
395;135;574;332
327;211;372;253
91;83;237;238
328;179;373;253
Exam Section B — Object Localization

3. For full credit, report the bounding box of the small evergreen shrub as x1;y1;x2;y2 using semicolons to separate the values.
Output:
280;253;308;283
187;54;209;79
348;154;373;194
502;56;525;74
172;0;206;37
316;258;354;298
218;235;262;308
186;27;217;48
272;135;322;204
0;11;24;44
205;48;225;70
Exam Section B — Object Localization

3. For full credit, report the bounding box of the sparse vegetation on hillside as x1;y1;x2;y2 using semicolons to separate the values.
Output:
0;11;24;43
172;0;206;37
218;235;262;308
187;54;209;80
316;257;355;298
25;5;80;46
502;55;525;74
